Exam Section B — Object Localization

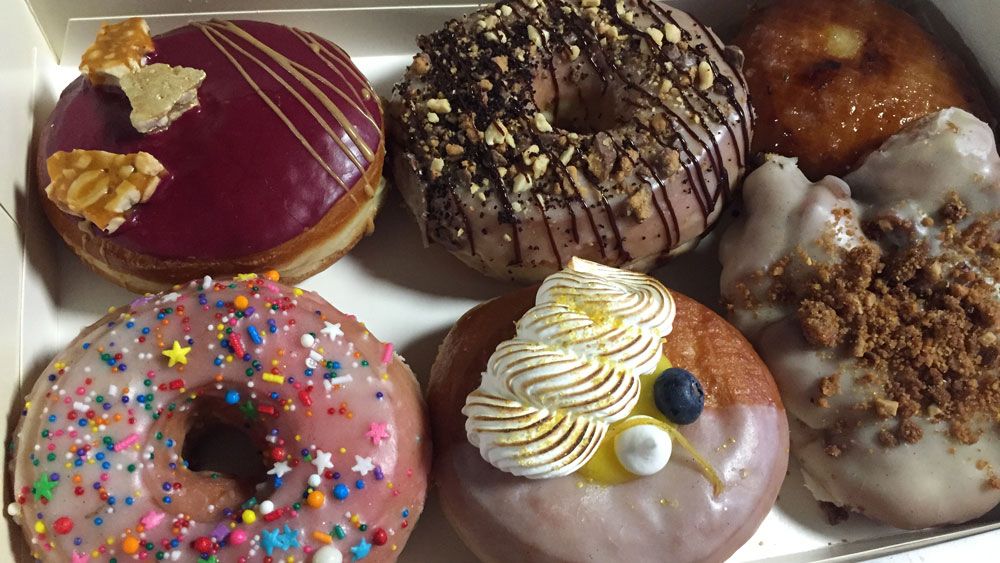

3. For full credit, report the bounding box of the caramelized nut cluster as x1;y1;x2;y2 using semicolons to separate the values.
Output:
45;150;167;233
79;17;155;86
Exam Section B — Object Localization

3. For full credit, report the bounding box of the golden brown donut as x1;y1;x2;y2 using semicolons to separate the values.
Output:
734;0;988;179
428;281;789;562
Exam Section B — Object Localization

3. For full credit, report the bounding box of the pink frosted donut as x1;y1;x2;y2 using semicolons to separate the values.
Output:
9;274;429;562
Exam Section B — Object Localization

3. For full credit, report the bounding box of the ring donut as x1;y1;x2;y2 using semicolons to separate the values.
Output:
10;274;430;561
390;0;751;281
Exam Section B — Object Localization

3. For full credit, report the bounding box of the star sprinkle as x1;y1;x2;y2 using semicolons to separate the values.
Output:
162;340;191;367
238;400;259;421
261;527;283;556
321;321;343;340
350;538;372;561
352;455;375;476
267;461;292;478
365;422;391;446
312;450;334;473
32;473;58;501
280;525;301;550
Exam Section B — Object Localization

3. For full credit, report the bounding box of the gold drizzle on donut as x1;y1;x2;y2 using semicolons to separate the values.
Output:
194;21;381;198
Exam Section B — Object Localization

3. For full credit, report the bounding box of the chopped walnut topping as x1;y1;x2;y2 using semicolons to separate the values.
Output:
426;97;452;113
45;149;167;233
410;53;431;75
697;61;715;90
646;27;664;47
628;188;653;222
119;63;206;133
663;23;682;44
79;17;154;86
534;112;554;133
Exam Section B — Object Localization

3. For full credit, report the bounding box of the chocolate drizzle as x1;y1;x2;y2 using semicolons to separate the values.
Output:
391;0;751;277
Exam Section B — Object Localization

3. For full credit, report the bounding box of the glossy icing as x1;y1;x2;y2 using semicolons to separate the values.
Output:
430;284;787;562
39;20;383;260
391;0;751;280
720;108;1000;528
10;275;429;561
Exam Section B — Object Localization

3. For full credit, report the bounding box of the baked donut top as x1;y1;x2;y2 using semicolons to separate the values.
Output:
721;109;999;471
10;273;428;562
40;20;383;260
392;0;750;263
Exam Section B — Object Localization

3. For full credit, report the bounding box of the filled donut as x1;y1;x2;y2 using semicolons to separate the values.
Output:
39;19;385;293
9;273;430;561
390;0;751;282
720;108;1000;528
427;258;788;562
734;0;988;180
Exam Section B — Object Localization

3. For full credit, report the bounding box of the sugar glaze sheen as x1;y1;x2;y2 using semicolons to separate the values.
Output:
390;0;752;282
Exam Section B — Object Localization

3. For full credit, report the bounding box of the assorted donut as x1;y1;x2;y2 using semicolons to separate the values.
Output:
11;0;1000;561
10;273;430;562
428;258;788;562
390;0;751;281
39;19;385;293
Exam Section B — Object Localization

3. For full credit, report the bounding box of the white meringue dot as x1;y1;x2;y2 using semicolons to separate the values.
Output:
313;545;344;563
613;423;672;476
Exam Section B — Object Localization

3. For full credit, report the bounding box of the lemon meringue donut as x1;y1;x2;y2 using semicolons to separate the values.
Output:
428;258;788;562
720;108;1000;528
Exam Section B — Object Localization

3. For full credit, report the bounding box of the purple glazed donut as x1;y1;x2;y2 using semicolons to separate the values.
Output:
38;20;385;292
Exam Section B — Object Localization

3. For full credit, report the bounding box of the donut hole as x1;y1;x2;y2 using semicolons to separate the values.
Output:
532;65;624;134
180;398;270;500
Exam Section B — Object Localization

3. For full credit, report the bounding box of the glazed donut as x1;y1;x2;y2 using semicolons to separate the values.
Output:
720;108;1000;528
10;273;430;561
734;0;989;180
39;19;385;293
427;258;788;561
390;0;751;282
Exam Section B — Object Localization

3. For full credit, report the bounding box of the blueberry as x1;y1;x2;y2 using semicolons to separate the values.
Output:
653;367;705;425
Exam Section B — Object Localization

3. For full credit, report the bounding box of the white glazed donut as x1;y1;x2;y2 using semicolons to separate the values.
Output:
720;108;1000;529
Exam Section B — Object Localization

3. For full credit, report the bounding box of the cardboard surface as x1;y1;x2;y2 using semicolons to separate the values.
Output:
6;0;1000;561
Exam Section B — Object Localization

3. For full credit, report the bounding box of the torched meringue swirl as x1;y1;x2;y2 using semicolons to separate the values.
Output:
463;258;676;478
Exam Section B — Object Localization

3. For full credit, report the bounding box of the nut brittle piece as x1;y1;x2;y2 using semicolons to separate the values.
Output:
79;17;155;86
45;150;167;233
120;63;207;133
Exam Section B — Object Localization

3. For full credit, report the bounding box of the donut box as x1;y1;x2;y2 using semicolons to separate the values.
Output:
1;0;997;561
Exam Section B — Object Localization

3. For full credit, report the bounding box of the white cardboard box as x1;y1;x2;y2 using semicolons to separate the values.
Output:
3;1;999;561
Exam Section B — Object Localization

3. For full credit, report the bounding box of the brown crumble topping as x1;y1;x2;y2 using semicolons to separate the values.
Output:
742;194;999;454
390;0;746;261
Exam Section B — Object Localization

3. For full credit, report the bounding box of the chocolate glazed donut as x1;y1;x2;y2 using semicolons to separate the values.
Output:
390;0;751;282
